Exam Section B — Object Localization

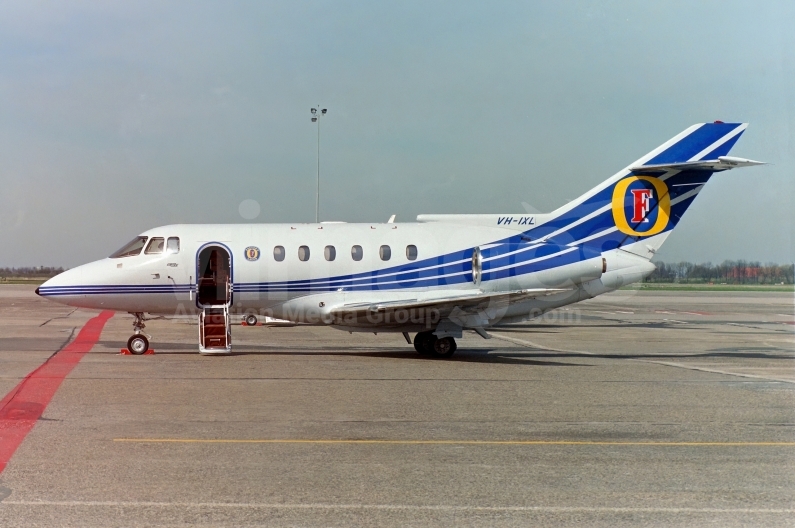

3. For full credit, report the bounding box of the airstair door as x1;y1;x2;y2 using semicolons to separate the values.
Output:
200;306;231;354
196;245;233;354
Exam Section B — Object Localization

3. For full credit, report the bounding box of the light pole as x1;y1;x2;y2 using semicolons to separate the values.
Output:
311;106;327;223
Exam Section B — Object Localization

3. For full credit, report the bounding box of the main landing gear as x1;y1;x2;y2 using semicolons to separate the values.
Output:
127;312;150;355
413;331;457;358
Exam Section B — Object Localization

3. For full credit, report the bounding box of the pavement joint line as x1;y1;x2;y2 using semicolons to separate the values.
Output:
112;439;795;446
0;501;792;513
39;308;78;327
490;333;795;384
631;359;795;384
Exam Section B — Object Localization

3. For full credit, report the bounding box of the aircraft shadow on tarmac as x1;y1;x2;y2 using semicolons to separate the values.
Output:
494;322;679;331
97;339;585;366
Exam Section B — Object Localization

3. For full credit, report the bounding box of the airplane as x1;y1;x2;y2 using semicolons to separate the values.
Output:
37;122;763;356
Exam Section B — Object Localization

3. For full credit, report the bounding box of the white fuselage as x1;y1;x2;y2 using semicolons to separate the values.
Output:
39;220;656;332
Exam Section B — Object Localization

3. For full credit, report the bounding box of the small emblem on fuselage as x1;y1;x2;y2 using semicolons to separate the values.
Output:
244;246;261;261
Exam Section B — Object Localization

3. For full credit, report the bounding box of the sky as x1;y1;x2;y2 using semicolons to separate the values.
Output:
0;1;792;268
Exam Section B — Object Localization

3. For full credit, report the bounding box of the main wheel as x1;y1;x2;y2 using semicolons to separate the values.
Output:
431;337;457;357
413;331;435;355
245;314;258;326
127;335;149;355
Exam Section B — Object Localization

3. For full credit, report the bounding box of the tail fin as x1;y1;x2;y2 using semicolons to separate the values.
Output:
529;122;763;259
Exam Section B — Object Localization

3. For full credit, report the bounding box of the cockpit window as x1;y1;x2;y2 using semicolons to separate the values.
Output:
109;236;148;258
166;237;180;254
145;237;165;254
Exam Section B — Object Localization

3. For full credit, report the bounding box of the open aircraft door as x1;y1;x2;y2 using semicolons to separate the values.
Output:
196;244;233;354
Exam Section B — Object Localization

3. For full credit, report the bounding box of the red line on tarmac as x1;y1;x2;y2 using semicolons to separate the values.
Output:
0;310;114;474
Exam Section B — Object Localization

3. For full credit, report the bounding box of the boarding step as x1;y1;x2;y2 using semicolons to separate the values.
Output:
200;305;231;354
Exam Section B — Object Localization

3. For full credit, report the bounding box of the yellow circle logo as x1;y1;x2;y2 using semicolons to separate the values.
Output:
244;246;260;261
611;176;670;237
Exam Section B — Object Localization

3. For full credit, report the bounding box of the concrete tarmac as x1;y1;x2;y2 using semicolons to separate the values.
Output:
0;284;793;527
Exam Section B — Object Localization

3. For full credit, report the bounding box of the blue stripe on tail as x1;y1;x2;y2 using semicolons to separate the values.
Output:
647;123;741;164
525;123;747;250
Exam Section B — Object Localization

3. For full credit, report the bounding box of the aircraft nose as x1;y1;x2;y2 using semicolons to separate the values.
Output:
36;269;79;301
37;276;56;298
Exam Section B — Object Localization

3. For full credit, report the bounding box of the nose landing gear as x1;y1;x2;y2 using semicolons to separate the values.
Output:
413;331;457;358
126;312;151;355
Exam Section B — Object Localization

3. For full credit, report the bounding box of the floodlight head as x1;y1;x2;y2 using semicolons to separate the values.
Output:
321;109;327;114
311;108;317;114
311;117;317;122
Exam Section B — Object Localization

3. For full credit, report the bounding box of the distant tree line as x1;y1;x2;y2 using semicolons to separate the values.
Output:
0;266;66;278
647;261;794;284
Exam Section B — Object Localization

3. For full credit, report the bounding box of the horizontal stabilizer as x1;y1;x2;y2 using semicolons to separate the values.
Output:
630;156;765;173
330;288;569;319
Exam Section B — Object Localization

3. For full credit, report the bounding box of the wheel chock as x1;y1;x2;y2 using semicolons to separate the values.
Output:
119;348;156;355
241;321;263;326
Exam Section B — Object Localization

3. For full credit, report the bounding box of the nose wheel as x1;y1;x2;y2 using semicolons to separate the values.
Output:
127;334;150;355
127;312;151;355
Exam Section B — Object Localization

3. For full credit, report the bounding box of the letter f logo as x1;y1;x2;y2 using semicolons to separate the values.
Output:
630;189;653;223
612;176;670;236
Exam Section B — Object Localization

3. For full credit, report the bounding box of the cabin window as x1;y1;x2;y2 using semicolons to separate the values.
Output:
351;245;363;261
166;237;180;254
298;245;310;261
324;245;336;261
406;245;418;260
379;245;391;261
273;246;285;262
110;236;148;258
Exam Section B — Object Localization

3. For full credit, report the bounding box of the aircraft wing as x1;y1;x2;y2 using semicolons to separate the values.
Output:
630;156;765;173
329;288;569;319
